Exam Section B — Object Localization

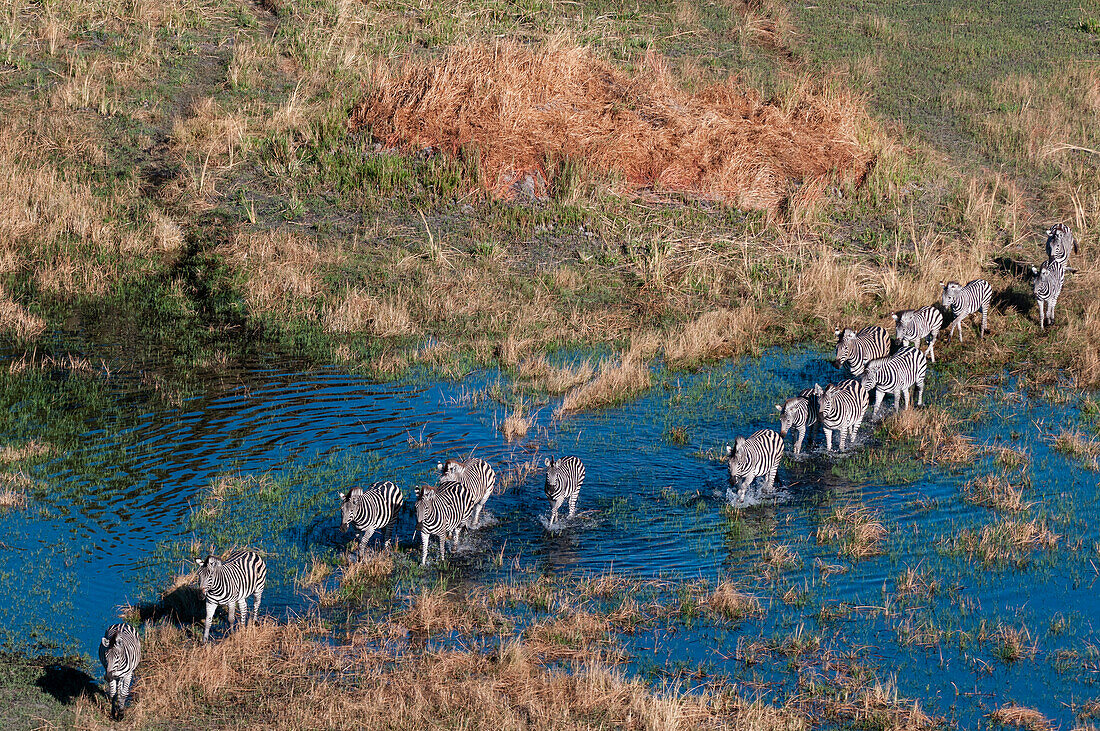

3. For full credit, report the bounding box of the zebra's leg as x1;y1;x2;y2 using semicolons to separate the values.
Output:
793;429;804;455
358;527;376;559
956;319;964;343
927;333;937;363
766;463;778;492
238;596;248;629
1048;298;1057;326
739;476;752;501
202;600;216;643
420;531;430;565
471;501;484;530
1037;300;1045;330
252;587;262;622
109;678;120;719
837;428;847;451
872;390;884;421
567;494;578;520
916;376;925;407
980;305;988;337
549;496;563;527
227;599;236;629
118;673;132;716
824;428;833;452
438;533;446;563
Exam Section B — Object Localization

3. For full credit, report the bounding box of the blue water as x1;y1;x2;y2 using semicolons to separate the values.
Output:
0;347;1095;727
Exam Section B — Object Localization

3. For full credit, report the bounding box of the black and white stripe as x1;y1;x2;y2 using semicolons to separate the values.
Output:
892;305;944;363
834;326;891;376
100;623;141;720
775;387;817;454
194;550;266;643
812;379;868;451
724;429;783;501
339;481;404;558
1032;259;1065;329
1045;223;1077;266
940;279;992;341
438;457;496;529
543;456;585;527
415;480;476;565
860;346;928;418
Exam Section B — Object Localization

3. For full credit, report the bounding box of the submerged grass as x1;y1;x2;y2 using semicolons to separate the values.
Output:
816;504;886;560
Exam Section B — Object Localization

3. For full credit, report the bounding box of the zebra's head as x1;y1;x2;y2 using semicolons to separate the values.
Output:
438;458;464;482
1046;223;1076;255
726;436;751;480
100;632;126;676
414;484;438;524
893;311;913;340
859;358;887;390
338;490;362;532
833;328;857;367
777;397;806;437
194;555;223;595
544;457;560;489
941;281;962;308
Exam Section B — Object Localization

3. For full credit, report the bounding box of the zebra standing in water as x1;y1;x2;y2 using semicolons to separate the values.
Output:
194;550;266;643
415;480;476;565
1045;223;1077;266
892;305;944;362
100;623;140;720
725;429;783;502
860;347;928;419
834;326;891;376
776;387;817;454
1032;260;1065;330
338;481;404;558
438;457;496;529
543;456;585;528
813;379;868;451
941;279;993;341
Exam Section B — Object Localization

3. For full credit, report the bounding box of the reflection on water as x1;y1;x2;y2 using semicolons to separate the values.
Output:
0;348;1094;728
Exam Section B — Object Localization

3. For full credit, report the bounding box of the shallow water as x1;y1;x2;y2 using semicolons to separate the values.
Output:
0;347;1095;727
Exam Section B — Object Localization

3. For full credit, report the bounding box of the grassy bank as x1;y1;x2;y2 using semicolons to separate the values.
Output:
0;0;1095;397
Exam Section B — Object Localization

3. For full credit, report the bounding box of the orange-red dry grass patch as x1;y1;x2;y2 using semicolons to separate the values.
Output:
350;41;869;211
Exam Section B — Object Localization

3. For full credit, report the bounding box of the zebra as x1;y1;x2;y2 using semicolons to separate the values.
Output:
415;480;476;565
940;279;992;342
437;457;496;529
544;455;585;528
338;481;404;558
194;550;266;643
834;326;891;376
724;429;783;502
1045;223;1077;266
100;623;141;720
775;387;817;454
860;346;928;419
1032;259;1065;330
892;305;944;363
812;379;868;451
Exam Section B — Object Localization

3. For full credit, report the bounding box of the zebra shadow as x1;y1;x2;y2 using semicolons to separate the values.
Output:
992;287;1033;317
992;255;1036;281
35;660;99;704
129;581;206;625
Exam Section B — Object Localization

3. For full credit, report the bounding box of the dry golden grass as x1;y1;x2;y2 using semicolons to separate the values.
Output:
990;624;1037;663
72;620;810;730
500;405;532;442
894;565;937;602
0;486;27;510
517;355;597;394
555;349;651;416
951;518;1059;565
701;582;763;621
883;407;977;464
763;543;801;571
988;705;1055;730
0;440;51;464
816;505;887;560
1054;429;1100;470
351;40;868;211
962;473;1030;513
663;306;766;366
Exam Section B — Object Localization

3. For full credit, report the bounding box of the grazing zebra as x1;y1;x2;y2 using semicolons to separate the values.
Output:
194;550;266;643
415;480;476;565
724;429;783;501
860;346;928;419
100;623;140;720
544;455;585;528
812;379;868;451
775;387;817;454
892;305;944;363
338;481;404;558
940;279;992;342
834;326;891;376
1032;259;1065;330
1045;223;1077;266
437;457;496;529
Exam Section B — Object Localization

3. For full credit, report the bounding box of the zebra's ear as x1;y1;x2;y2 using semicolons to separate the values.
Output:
436;462;443;472
775;404;782;412
338;492;345;501
833;328;841;338
813;383;824;396
1030;266;1038;274
101;637;110;647
734;436;745;454
724;444;732;457
891;312;898;321
543;457;551;467
194;558;204;567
